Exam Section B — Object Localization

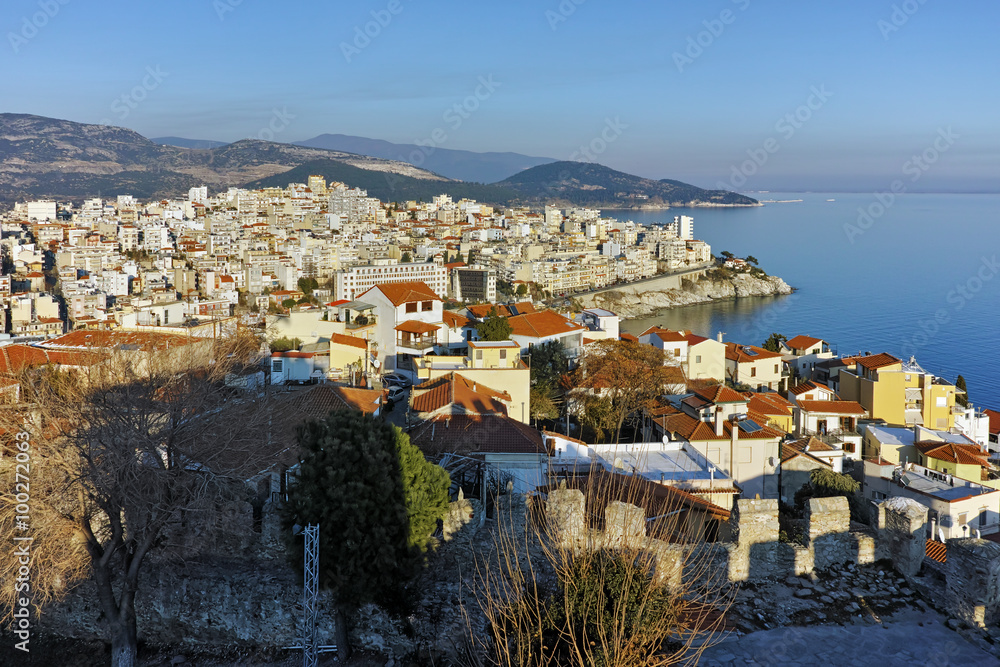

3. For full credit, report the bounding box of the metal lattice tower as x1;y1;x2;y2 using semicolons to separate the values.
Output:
303;524;319;667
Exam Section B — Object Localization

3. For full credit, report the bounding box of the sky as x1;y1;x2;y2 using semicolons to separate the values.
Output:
3;0;998;192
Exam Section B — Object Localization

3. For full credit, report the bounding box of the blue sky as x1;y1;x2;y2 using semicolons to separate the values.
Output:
3;0;998;191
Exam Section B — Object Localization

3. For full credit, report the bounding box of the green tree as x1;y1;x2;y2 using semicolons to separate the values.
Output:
454;251;464;263
270;336;302;352
401;251;412;263
297;277;319;295
794;467;867;522
745;255;759;265
281;298;297;309
530;340;569;389
281;412;450;653
476;306;513;341
719;250;734;259
956;374;969;407
516;283;528;296
530;382;560;426
762;332;787;352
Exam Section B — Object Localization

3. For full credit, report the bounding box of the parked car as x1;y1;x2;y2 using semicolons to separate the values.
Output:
381;372;412;388
385;385;407;407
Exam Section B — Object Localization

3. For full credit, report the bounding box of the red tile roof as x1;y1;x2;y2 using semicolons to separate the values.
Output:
442;311;471;329
362;281;440;306
785;335;824;350
789;380;835;396
330;333;367;350
796;400;867;415
724;343;783;362
694;384;747;405
407;414;545;455
508;310;586;339
856;353;902;370
394;320;441;335
410;373;511;415
915;441;991;467
984;408;1000;436
0;345;105;375
654;407;785;442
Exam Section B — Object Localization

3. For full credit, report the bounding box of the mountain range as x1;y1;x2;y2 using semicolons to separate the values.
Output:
0;114;758;208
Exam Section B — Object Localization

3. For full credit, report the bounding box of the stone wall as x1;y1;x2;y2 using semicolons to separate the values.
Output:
544;493;892;586
945;539;1000;628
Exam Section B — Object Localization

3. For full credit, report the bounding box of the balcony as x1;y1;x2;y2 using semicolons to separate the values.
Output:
396;336;436;354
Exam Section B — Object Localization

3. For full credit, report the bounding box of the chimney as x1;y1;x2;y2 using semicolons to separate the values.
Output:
717;331;724;343
714;408;724;436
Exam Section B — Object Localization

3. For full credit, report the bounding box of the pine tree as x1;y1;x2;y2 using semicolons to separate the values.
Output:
281;411;450;613
956;374;969;407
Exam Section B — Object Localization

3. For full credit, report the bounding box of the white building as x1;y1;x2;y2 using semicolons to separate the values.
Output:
333;261;448;301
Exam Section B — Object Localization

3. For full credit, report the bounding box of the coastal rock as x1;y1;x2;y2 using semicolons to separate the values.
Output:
580;270;793;319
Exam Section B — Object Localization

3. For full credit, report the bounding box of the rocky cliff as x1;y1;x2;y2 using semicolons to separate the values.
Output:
580;271;793;319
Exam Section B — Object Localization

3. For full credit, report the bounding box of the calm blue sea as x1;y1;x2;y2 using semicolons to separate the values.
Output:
610;193;1000;410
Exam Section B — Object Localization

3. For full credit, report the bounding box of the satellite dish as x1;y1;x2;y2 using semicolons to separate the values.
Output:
613;457;625;470
661;435;670;445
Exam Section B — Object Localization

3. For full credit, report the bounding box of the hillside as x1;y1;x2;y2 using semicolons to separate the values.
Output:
498;161;760;208
243;159;521;205
0;114;445;202
295;133;556;184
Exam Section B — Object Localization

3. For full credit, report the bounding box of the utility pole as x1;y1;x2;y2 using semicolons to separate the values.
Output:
303;524;319;667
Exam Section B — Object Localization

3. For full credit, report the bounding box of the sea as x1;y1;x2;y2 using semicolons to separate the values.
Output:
607;192;1000;410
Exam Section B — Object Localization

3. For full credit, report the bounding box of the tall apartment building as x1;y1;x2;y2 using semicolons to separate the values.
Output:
452;268;497;303
332;261;448;301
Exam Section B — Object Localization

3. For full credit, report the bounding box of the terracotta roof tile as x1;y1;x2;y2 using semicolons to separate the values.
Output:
508;310;586;339
724;342;783;362
330;333;367;350
410;373;510;415
407;414;545;454
796;400;867;415
361;281;440;306
926;539;947;563
856;353;902;370
785;335;824;350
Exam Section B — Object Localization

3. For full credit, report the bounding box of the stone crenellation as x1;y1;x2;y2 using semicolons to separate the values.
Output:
544;490;1000;629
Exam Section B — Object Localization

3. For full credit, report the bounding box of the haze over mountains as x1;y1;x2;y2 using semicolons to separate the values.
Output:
1;113;758;208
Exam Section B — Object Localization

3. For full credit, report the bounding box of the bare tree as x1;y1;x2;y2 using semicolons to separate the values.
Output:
0;330;274;667
468;472;736;666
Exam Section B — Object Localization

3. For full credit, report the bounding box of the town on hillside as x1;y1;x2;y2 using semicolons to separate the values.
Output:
3;180;1000;663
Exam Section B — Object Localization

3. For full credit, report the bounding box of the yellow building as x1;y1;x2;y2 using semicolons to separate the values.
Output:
839;353;958;429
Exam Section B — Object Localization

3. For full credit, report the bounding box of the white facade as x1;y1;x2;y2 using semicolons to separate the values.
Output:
333;261;448;301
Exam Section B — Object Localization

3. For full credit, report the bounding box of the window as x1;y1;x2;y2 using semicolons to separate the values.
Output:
845;442;856;453
750;367;756;377
271;359;283;373
959;512;968;526
422;301;433;311
674;348;680;357
980;510;988;527
695;355;702;363
936;396;947;408
905;374;911;381
476;350;483;360
500;349;507;360
406;302;417;313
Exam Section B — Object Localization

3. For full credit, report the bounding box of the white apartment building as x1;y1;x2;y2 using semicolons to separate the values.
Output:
332;261;448;301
